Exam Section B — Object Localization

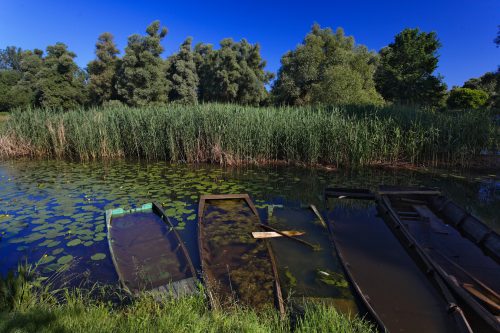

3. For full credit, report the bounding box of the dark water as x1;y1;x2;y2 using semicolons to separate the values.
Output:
0;160;498;313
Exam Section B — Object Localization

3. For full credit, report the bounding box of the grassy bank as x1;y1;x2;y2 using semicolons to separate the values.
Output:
0;267;374;333
0;104;497;167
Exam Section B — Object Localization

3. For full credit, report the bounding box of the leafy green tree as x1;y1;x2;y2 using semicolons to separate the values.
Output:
166;37;199;104
194;39;272;105
272;24;383;106
0;46;23;70
0;46;26;110
34;43;87;109
375;28;447;107
447;87;489;109
11;49;44;108
0;70;23;111
463;71;499;109
116;20;169;106
87;32;120;105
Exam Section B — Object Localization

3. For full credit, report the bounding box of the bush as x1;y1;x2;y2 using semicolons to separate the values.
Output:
447;88;489;110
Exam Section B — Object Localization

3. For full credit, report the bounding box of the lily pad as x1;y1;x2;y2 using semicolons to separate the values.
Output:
39;255;55;264
52;248;64;255
57;255;73;265
46;240;61;248
67;239;82;247
90;253;106;261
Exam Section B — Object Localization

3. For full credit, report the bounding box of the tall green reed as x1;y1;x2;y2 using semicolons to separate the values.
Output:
2;104;497;167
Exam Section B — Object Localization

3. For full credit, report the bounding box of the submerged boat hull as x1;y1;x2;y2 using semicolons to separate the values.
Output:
324;196;472;333
377;186;500;332
106;202;197;297
197;194;285;315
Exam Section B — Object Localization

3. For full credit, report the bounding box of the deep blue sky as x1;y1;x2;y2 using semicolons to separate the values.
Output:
1;0;498;88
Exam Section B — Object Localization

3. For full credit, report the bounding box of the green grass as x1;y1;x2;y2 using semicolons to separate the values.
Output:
1;104;497;167
0;265;375;333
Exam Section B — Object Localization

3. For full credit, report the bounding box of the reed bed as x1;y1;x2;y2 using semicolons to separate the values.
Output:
1;104;496;167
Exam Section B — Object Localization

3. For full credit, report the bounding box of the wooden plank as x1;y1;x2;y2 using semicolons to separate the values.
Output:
252;231;305;239
259;223;317;250
462;284;500;314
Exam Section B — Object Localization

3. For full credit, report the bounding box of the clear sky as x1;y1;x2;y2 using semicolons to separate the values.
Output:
0;0;498;88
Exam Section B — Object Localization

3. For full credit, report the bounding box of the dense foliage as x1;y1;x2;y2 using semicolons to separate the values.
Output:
1;104;496;167
195;39;273;105
463;71;500;109
447;87;489;110
87;33;120;105
116;21;170;106
0;22;498;111
166;38;199;104
272;24;383;106
374;28;447;108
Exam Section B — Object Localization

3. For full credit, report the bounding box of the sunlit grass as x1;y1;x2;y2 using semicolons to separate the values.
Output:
1;104;497;167
0;265;375;333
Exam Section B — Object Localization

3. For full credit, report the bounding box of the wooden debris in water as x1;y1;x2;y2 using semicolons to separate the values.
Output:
252;231;305;239
310;204;327;228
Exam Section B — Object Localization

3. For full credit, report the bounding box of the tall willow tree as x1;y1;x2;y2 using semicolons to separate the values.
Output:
166;37;199;104
272;24;383;106
116;21;169;106
34;43;87;109
194;39;272;105
374;28;447;108
87;32;120;105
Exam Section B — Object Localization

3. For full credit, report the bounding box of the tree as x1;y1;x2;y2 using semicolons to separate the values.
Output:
374;28;447;107
272;24;383;106
87;32;120;105
166;37;199;104
0;70;23;111
0;46;26;110
0;46;23;71
463;70;499;109
116;20;169;106
447;87;489;109
194;38;273;105
34;43;87;109
10;49;44;108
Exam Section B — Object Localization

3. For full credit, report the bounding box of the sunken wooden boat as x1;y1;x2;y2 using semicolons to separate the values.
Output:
325;190;473;333
106;202;197;298
197;194;285;315
378;185;500;332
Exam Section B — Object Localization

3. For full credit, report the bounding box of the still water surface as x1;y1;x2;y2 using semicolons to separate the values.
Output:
0;160;498;312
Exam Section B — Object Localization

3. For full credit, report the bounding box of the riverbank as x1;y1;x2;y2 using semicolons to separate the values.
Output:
0;104;497;168
0;270;374;333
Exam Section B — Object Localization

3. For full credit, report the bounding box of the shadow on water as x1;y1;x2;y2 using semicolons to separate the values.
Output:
0;159;498;319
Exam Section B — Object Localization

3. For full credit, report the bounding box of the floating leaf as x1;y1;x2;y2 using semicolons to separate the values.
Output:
39;255;55;264
91;253;106;261
83;241;94;247
52;248;64;255
57;255;73;265
46;240;61;248
67;239;81;247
